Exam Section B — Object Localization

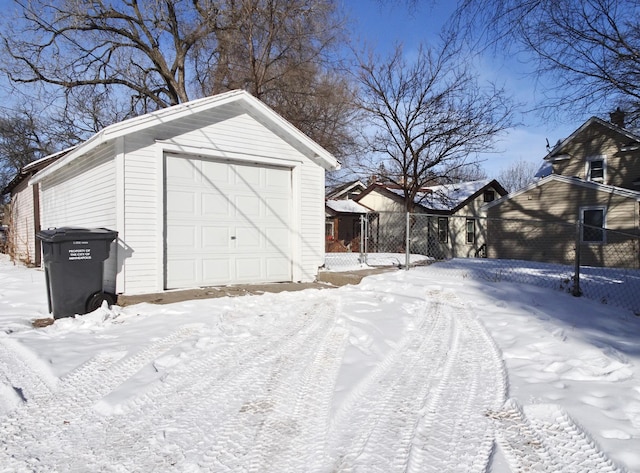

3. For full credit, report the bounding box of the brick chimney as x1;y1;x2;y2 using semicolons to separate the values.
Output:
610;107;625;128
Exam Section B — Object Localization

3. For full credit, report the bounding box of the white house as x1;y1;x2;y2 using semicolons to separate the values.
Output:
30;90;338;295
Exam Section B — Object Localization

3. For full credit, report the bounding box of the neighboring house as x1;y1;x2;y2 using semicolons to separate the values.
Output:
1;149;72;265
29;90;338;295
485;114;640;268
326;180;367;200
357;179;507;258
324;179;369;252
325;199;370;252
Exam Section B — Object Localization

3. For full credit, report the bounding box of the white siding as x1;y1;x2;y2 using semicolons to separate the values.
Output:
121;103;325;293
298;161;325;281
8;180;36;265
37;100;330;295
358;191;406;213
39;144;117;292
120;133;160;294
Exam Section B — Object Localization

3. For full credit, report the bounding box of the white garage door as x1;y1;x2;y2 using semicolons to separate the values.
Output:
165;154;292;289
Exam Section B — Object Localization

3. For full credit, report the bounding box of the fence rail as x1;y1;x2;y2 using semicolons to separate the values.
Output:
324;212;640;314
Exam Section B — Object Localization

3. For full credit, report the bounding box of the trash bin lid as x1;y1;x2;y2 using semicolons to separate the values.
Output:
37;227;118;243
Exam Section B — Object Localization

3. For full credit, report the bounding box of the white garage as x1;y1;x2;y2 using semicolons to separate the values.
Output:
30;90;338;295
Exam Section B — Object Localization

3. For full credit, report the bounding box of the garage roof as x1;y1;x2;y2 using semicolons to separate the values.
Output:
32;90;339;184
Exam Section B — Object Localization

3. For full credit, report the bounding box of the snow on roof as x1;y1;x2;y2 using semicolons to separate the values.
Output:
326;199;369;214
386;179;492;211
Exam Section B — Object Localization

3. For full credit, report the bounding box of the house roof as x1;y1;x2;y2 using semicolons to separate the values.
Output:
544;116;640;162
1;146;76;196
31;90;338;184
362;179;507;213
325;199;370;215
326;180;366;199
484;174;640;210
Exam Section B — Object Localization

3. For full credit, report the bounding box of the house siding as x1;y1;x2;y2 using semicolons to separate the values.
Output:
39;143;118;291
552;122;640;190
359;184;500;259
298;162;325;280
120;103;323;294
8;179;36;265
487;178;640;267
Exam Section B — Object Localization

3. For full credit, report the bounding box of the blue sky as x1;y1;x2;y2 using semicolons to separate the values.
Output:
0;0;580;178
346;0;580;178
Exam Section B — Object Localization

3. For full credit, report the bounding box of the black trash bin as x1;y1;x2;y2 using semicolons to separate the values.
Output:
37;227;118;319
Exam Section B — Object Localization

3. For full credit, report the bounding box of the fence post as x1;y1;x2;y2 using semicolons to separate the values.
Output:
405;212;410;270
573;220;582;297
359;214;365;264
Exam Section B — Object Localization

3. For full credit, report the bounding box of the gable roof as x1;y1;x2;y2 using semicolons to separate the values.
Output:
325;199;370;215
326;180;367;199
1;146;76;196
359;179;507;213
32;90;338;184
485;174;640;210
544;116;640;162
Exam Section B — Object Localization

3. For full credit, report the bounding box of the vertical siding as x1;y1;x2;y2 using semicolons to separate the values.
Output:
8;179;36;265
39;144;118;291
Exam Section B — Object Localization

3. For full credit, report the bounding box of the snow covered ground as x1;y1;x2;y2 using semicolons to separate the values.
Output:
1;253;639;472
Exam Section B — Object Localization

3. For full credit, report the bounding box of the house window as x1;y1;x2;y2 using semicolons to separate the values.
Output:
466;218;475;244
580;207;606;243
483;190;495;202
586;156;606;183
325;221;334;239
437;217;448;243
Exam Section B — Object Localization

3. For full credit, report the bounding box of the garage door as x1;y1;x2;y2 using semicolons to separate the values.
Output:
165;154;292;289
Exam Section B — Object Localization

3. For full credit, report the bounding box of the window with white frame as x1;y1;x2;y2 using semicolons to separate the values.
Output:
325;221;335;239
580;206;606;243
585;156;606;183
466;218;476;244
437;217;449;243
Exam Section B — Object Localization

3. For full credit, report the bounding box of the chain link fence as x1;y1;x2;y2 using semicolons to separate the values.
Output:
324;212;640;314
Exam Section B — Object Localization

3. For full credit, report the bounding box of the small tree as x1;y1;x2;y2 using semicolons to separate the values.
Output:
496;158;539;193
354;37;513;211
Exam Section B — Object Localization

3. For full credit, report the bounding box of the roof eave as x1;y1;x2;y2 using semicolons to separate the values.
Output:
32;90;338;183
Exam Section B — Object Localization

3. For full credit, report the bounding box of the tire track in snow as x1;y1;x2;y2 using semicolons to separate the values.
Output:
237;317;349;472
406;296;507;473
329;289;506;473
0;336;57;407
0;325;199;471
489;399;624;472
67;297;341;471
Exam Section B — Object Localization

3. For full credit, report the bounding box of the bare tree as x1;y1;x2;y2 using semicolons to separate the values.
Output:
208;0;357;157
354;39;513;211
496;158;539;193
0;0;355;152
1;0;225;116
454;0;640;124
0;109;54;194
